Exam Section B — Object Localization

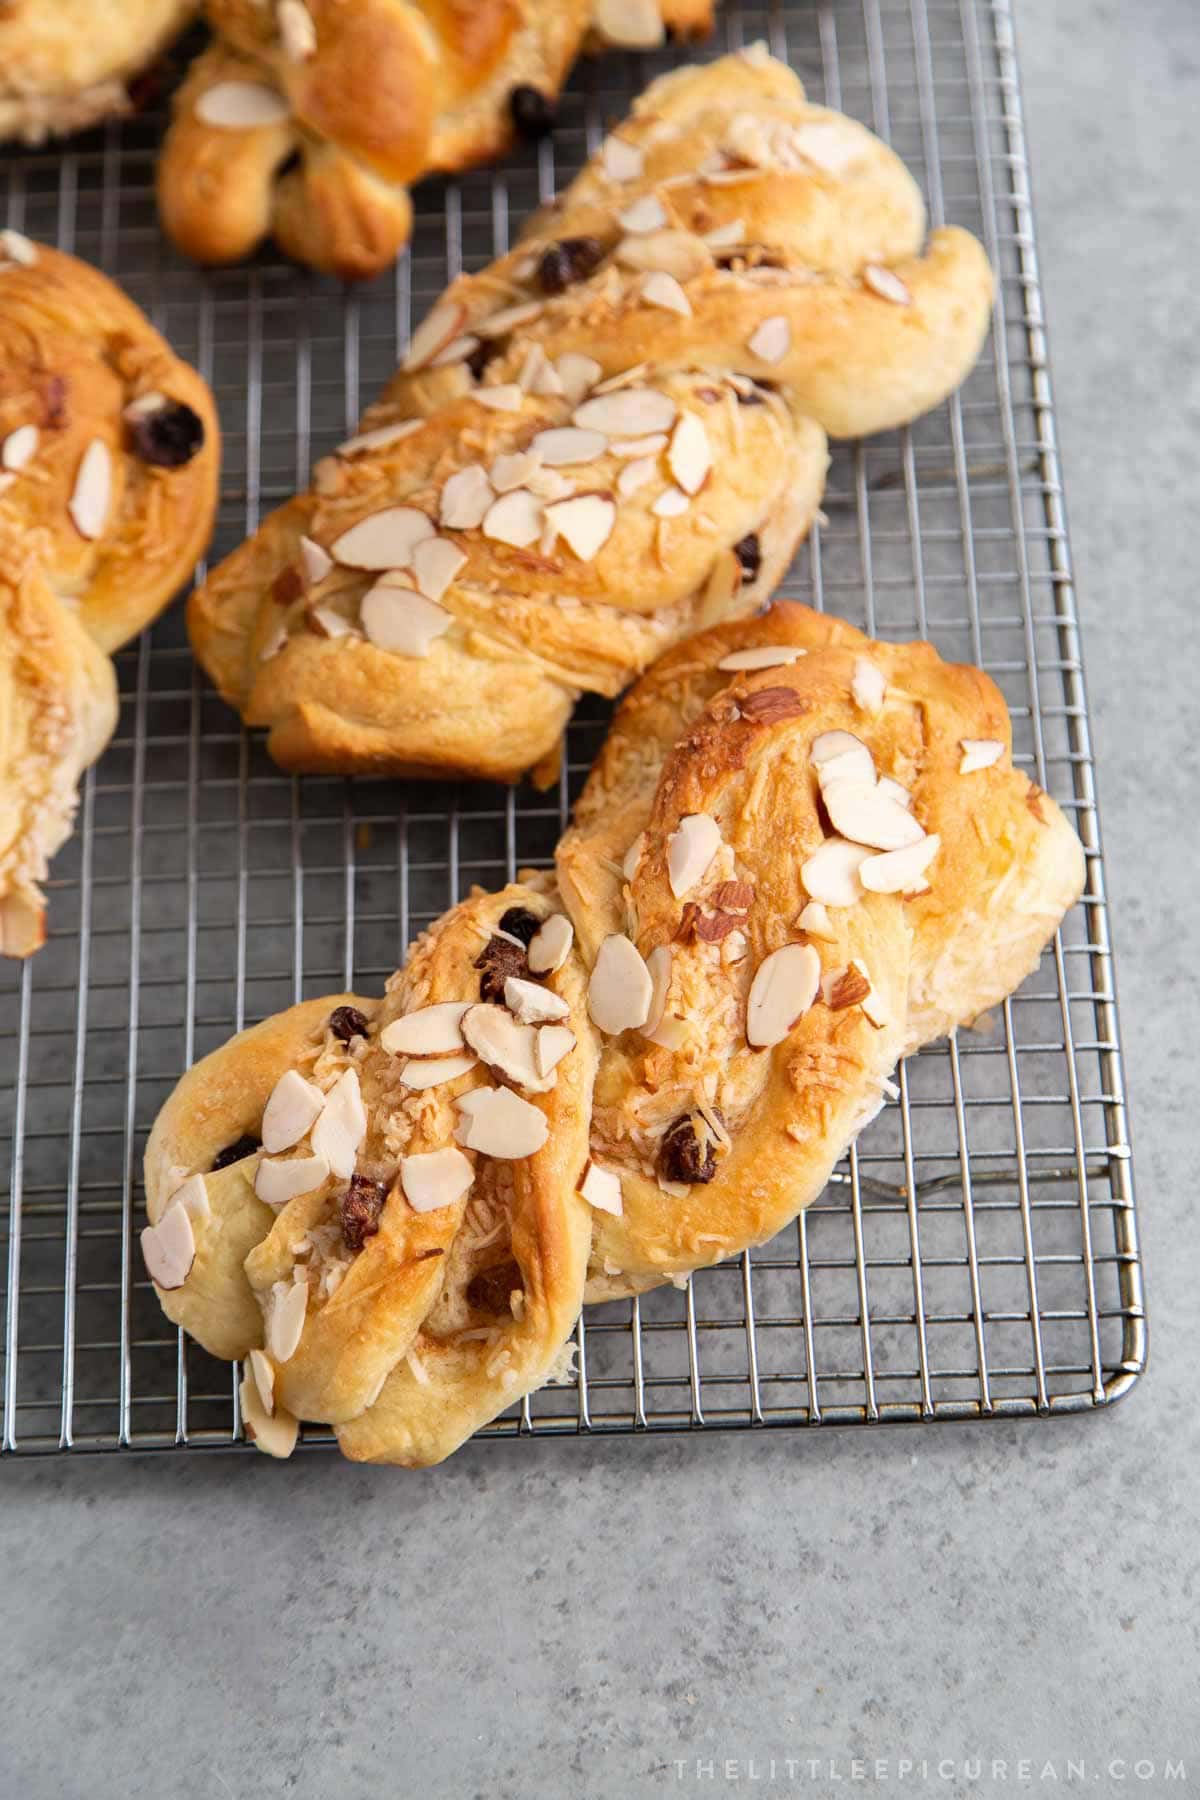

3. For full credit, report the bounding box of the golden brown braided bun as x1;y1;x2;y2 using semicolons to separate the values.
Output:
555;602;1085;1298
187;49;991;785
143;878;599;1466
0;236;220;956
0;0;198;144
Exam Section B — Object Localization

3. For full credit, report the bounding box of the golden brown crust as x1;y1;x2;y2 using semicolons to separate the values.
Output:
0;239;220;955
0;0;198;144
556;602;1085;1296
143;879;598;1465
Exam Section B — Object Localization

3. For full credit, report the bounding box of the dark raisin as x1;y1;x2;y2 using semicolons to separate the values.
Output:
466;1257;524;1315
537;236;605;295
211;1134;260;1172
127;398;205;468
734;534;762;581
329;1004;369;1043
466;338;499;380
735;386;767;407
271;564;304;606
341;1173;387;1253
475;936;528;1004
509;85;556;139
658;1111;723;1185
499;907;541;945
41;374;68;430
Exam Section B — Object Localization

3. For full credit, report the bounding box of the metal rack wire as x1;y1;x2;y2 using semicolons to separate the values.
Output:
0;0;1144;1456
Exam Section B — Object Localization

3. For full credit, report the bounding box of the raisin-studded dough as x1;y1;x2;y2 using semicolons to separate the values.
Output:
187;48;992;785
556;602;1086;1300
143;879;599;1466
0;0;198;144
0;237;220;955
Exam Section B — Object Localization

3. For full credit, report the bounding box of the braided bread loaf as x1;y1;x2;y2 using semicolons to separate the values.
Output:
556;601;1086;1299
188;49;992;785
0;0;198;145
143;878;599;1466
0;236;220;955
144;605;1082;1462
156;0;715;278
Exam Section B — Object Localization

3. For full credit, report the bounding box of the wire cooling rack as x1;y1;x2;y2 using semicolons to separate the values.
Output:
0;0;1144;1457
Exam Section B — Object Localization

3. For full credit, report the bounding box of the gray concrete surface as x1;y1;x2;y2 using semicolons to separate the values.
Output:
3;3;1197;1795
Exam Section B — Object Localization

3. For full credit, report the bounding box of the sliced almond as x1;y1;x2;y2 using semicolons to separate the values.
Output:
461;1004;550;1091
440;464;494;529
864;264;912;306
503;977;570;1026
588;934;653;1035
0;229;37;266
140;1204;195;1291
603;135;644;182
310;1067;366;1179
851;657;886;714
652;486;689;518
476;300;544;338
248;1347;275;1417
644;944;672;1035
520;345;561;396
718;645;803;671
473;384;525;413
823;782;926;852
361;584;451;657
959;738;1005;774
747;316;791;365
667;412;711;495
330;505;434;570
380;1001;471;1056
254;1152;329;1210
527;913;573;975
533;427;608;467
261;1068;326;1154
647;1013;687;1051
593;0;664;46
490;450;541;493
876;776;913;809
267;1279;308;1362
454;1087;549;1159
299;535;333;584
746;943;821;1049
169;1173;212;1222
412;536;466;603
791;120;863;175
535;1024;575;1078
610;433;669;458
196;80;290;129
430;334;479;368
483;489;544;549
797;899;836;941
239;1366;298;1458
278;0;317;58
399;1051;478;1090
544;494;615;562
622;834;645;881
526;465;573;503
574;389;677;438
811;730;875;785
401;1145;475;1211
402;302;466;372
335;418;422;458
641;271;692;318
580;1159;623;1216
618;194;669;235
68;439;111;540
801;837;871;907
704;219;746;248
556;354;603;405
860;833;941;894
1;425;38;472
617;457;657;498
616;230;713;281
667;813;721;897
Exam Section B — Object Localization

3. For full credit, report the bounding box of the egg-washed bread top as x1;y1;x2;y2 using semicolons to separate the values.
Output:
186;47;992;787
0;233;220;957
143;878;599;1467
555;602;1085;1299
0;0;199;144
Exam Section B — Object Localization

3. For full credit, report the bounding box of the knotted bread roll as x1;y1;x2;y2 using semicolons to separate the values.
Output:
0;235;220;955
187;48;992;785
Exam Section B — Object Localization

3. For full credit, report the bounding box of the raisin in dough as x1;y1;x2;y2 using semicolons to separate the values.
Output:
555;602;1086;1300
0;0;198;144
187;48;991;785
143;879;598;1467
0;236;220;955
